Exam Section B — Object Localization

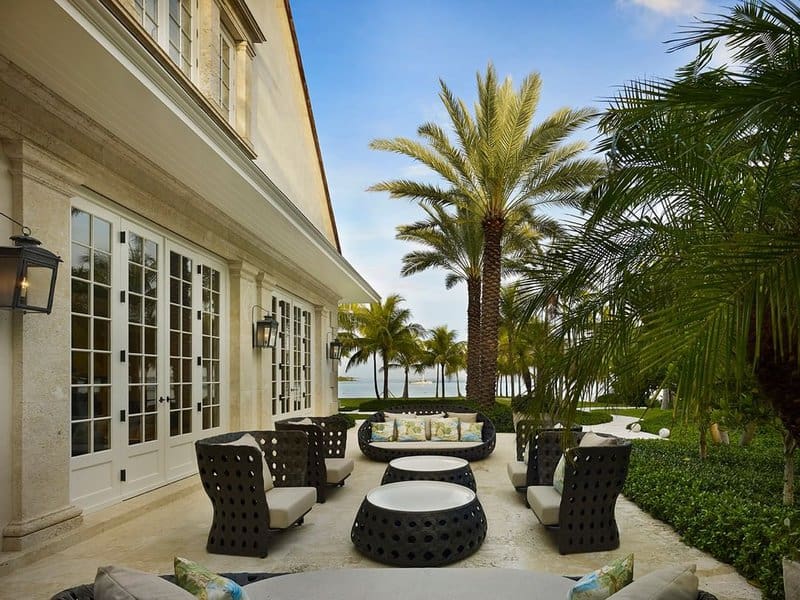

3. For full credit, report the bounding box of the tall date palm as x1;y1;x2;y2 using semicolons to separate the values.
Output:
371;64;603;405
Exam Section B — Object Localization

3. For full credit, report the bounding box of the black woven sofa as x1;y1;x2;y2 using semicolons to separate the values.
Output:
357;404;496;462
275;415;353;502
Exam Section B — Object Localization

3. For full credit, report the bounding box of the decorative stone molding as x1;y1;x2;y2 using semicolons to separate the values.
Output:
1;139;82;197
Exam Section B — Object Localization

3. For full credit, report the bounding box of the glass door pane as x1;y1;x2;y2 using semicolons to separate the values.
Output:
169;251;193;437
127;232;159;446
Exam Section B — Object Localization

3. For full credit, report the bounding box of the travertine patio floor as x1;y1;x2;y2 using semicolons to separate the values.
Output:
0;424;761;598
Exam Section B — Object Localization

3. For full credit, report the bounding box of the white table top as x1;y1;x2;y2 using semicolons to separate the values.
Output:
389;455;469;472
244;568;574;599
366;480;475;512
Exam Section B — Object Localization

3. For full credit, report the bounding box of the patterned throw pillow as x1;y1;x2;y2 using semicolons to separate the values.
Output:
553;453;567;494
174;557;250;600
397;418;426;441
459;421;484;442
371;420;395;442
430;417;459;441
568;554;634;600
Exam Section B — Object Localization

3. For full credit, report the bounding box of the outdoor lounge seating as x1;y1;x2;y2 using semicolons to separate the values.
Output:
50;567;718;599
275;415;354;502
49;572;281;600
527;433;632;554
195;431;317;557
507;425;583;492
357;404;496;462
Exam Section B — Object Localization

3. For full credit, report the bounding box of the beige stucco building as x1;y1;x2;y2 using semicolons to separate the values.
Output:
0;0;377;551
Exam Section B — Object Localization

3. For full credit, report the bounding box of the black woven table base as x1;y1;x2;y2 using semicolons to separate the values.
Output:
351;495;487;566
380;463;477;491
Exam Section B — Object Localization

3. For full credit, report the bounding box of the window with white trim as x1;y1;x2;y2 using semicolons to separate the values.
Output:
133;0;194;77
219;26;235;121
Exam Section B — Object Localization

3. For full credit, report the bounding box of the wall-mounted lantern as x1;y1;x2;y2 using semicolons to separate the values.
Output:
252;305;279;349
0;215;62;314
328;337;343;360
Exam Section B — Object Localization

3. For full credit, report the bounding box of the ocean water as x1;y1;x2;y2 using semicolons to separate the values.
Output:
338;378;465;399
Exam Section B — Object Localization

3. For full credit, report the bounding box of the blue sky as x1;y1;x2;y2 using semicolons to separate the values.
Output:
290;0;729;377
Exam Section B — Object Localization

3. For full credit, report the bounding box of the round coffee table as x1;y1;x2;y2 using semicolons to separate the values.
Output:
351;480;487;566
381;455;476;490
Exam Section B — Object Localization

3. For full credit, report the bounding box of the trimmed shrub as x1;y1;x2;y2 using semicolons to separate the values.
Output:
624;436;800;599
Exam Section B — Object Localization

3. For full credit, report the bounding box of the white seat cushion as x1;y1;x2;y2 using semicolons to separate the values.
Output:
95;565;195;599
507;461;527;487
325;457;354;483
370;441;483;450
607;563;698;599
527;485;561;525
265;486;316;529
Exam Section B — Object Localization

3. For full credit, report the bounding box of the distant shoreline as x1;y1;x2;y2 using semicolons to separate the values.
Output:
338;376;358;382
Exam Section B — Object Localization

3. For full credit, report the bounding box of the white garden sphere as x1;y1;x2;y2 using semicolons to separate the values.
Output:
659;427;671;438
631;422;642;432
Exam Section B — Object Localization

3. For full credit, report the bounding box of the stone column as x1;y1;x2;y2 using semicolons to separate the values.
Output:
227;261;262;431
197;0;222;106
1;140;83;551
234;42;253;140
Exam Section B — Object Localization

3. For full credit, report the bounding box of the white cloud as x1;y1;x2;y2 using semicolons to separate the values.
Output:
619;0;709;17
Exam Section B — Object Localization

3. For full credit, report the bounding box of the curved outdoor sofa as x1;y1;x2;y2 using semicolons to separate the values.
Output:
357;404;496;462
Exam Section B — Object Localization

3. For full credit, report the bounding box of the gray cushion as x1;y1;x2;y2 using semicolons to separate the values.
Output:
527;485;561;525
507;461;527;487
370;441;483;450
446;411;478;423
579;432;618;447
607;563;698;599
325;457;354;483
94;565;194;599
265;486;316;528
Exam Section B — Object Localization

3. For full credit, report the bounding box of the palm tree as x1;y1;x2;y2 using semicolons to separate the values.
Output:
396;204;483;401
387;329;427;400
426;325;460;399
340;295;424;400
517;2;800;496
371;64;603;406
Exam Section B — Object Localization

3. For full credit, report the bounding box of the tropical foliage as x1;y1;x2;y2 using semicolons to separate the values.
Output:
517;1;800;454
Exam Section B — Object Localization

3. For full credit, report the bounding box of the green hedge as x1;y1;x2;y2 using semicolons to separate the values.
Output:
625;436;799;599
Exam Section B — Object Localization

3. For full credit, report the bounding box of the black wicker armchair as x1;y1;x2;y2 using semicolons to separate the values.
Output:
50;572;282;600
528;434;632;554
507;423;584;492
195;430;316;557
275;415;353;502
357;404;496;462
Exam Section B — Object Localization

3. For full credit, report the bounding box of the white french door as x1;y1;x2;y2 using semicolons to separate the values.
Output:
69;199;227;510
271;293;313;420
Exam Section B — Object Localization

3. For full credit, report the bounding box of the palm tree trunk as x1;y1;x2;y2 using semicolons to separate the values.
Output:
435;365;440;398
522;369;532;394
456;370;462;397
750;309;800;444
466;276;481;403
372;354;380;400
479;217;503;406
403;366;409;400
441;362;446;398
382;351;390;399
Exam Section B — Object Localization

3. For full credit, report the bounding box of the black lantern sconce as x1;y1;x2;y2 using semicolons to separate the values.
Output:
0;213;62;314
328;337;342;360
252;305;278;349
